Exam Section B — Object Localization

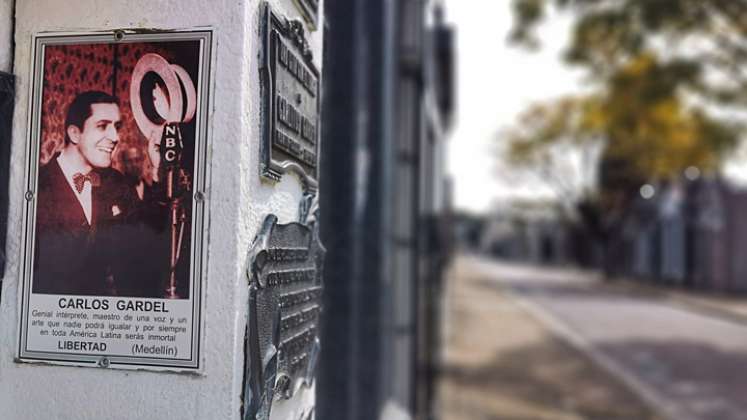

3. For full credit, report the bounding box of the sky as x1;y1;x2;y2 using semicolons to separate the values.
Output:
443;1;584;213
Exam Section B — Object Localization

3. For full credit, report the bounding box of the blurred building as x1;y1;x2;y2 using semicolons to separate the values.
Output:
319;1;454;420
476;174;747;296
451;211;486;251
658;182;687;284
478;202;573;266
470;171;747;296
608;175;747;293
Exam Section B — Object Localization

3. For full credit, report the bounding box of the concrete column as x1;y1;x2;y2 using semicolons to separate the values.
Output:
0;1;323;419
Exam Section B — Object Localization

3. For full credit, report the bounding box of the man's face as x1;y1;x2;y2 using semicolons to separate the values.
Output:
68;103;122;169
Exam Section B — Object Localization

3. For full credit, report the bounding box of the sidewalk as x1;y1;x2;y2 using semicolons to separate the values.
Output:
600;275;747;326
437;257;663;420
496;260;747;327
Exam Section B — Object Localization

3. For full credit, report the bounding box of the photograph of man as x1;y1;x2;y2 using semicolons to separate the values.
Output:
33;91;170;297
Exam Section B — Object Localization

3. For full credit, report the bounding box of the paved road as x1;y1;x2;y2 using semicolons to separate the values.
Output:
439;257;662;420
469;256;747;420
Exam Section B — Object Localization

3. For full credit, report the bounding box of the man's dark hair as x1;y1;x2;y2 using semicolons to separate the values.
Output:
64;91;119;144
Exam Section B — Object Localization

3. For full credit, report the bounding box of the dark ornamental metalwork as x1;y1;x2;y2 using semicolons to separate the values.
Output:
291;0;319;29
260;3;321;191
0;72;15;282
243;209;325;420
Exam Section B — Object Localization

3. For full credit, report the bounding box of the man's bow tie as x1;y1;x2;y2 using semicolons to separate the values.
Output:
72;172;101;193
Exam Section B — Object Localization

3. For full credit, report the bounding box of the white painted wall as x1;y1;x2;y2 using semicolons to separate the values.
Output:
0;0;323;419
0;0;12;72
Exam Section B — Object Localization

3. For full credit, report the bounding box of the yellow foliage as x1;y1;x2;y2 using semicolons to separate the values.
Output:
505;52;737;196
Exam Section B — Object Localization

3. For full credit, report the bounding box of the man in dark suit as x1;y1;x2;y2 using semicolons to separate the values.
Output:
33;91;169;297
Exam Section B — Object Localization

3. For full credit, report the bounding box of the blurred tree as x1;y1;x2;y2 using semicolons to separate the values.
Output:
510;0;747;101
505;0;744;222
504;0;746;275
503;96;604;215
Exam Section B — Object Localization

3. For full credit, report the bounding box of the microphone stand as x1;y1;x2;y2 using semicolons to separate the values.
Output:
165;167;187;299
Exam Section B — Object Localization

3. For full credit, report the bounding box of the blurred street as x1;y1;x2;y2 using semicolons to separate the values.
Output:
439;255;747;420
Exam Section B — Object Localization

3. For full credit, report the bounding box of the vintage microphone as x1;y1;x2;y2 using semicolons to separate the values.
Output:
130;54;197;299
161;122;186;299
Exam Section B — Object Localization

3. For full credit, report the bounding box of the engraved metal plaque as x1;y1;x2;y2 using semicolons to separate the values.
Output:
243;213;325;420
260;3;321;190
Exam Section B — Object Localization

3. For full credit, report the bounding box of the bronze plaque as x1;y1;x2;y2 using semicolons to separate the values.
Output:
243;213;325;420
260;4;320;190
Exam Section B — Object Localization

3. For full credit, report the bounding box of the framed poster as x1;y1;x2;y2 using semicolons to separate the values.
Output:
17;30;212;370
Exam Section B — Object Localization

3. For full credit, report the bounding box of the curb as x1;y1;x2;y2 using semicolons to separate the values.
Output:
502;287;693;420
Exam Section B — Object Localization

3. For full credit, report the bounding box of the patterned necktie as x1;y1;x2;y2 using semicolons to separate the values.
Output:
72;172;101;193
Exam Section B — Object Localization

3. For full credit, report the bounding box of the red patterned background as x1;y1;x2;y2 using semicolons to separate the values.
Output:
40;42;178;181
